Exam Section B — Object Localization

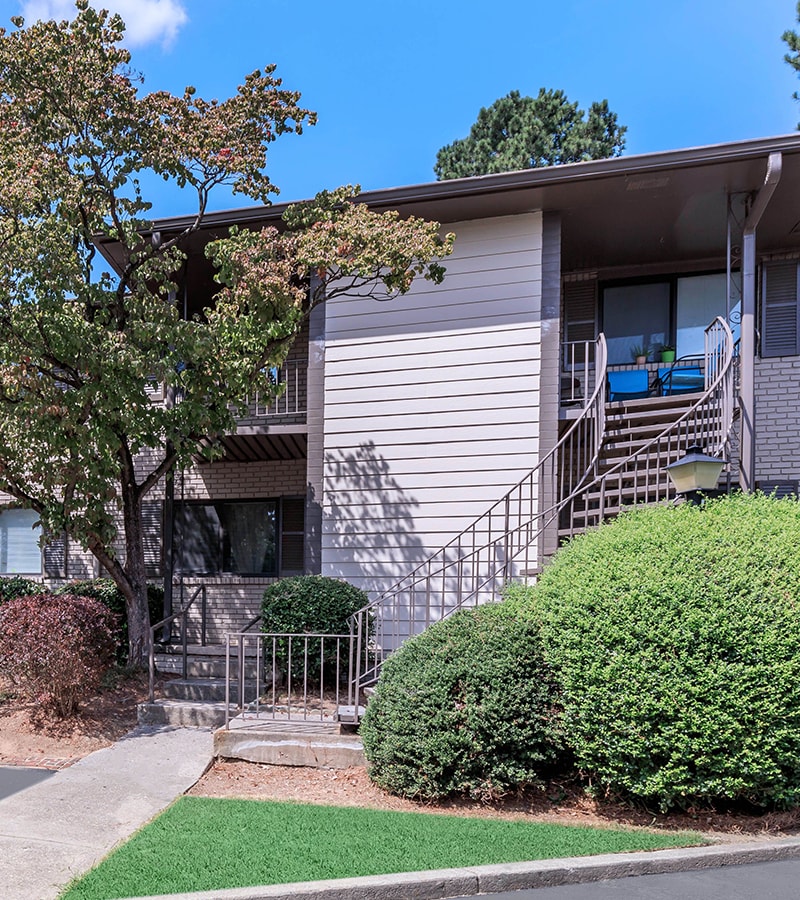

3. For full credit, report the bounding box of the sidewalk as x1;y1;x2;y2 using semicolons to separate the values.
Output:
0;725;213;900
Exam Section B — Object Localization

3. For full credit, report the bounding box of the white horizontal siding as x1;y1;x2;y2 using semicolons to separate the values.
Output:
321;212;543;596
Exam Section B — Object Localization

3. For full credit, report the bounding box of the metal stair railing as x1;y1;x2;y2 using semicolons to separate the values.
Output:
147;584;207;703
349;335;608;700
560;316;736;537
347;318;736;713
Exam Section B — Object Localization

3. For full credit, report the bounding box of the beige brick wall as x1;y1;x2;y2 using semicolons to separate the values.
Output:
754;356;800;483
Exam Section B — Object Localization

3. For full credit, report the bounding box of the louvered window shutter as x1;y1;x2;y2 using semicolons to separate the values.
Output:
43;533;67;579
142;500;163;576
762;261;800;358
563;280;597;364
280;497;305;575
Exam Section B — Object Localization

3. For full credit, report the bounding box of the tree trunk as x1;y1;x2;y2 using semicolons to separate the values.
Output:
120;481;151;669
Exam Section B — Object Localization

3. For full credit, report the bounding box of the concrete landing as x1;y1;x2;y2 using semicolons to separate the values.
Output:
214;719;365;768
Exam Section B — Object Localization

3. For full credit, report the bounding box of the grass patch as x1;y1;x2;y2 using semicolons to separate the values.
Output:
62;797;704;899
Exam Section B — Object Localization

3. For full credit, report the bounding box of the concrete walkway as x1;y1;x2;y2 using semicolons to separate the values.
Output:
0;725;212;900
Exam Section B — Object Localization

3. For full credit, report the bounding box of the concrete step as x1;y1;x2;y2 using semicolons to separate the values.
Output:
162;677;238;703
138;699;229;728
155;650;258;680
214;720;365;768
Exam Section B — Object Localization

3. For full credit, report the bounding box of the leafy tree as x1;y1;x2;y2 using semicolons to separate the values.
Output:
784;1;800;124
0;3;454;666
434;89;626;180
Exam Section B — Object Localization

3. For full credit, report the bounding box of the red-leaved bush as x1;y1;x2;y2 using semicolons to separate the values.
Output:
0;593;116;717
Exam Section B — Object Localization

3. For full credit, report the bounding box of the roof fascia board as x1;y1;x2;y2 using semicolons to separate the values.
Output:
147;133;800;233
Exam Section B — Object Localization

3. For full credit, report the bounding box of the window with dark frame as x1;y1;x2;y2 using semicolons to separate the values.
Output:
175;497;304;577
598;271;733;367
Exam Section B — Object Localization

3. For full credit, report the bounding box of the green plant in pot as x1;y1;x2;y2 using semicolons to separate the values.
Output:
630;343;649;365
659;343;676;363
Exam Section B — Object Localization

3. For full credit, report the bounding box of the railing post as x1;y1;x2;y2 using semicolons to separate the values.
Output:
181;608;188;680
225;636;231;728
200;586;207;647
148;628;156;703
237;634;245;711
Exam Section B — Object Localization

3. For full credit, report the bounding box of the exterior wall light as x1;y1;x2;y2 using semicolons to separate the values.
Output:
665;445;726;505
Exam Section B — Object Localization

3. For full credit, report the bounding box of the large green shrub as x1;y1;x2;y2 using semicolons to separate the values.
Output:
518;493;800;811
361;603;562;801
0;593;116;716
56;579;164;661
0;576;44;605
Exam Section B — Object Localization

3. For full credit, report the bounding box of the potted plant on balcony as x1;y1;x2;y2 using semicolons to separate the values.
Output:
630;343;649;366
659;343;676;363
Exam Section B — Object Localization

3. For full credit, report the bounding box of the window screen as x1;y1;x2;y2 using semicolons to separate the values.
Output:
602;282;670;366
0;509;41;574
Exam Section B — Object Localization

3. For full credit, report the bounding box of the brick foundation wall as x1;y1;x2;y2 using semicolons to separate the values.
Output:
754;356;800;484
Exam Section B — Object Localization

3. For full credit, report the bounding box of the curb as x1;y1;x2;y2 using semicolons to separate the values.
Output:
126;836;800;900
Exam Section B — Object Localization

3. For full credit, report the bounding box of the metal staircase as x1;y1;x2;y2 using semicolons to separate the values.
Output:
349;317;736;707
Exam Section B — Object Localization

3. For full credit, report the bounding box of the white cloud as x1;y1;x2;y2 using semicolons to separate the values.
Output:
19;1;189;48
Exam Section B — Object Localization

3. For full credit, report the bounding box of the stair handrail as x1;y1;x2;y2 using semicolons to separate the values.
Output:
349;334;608;696
348;317;736;706
147;584;207;703
558;316;735;540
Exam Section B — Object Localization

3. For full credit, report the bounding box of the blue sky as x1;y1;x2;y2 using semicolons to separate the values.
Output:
15;0;800;218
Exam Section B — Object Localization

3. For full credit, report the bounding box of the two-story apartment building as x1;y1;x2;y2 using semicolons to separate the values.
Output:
3;133;800;649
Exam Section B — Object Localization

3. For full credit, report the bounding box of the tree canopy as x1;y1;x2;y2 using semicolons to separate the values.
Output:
784;1;800;125
0;2;453;664
434;89;626;180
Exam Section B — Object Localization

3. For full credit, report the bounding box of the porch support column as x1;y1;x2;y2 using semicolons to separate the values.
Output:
740;151;782;492
539;212;562;566
304;299;325;574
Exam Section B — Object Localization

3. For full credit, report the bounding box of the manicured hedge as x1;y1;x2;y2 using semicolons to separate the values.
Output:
261;575;368;681
515;493;800;810
261;575;367;635
361;602;562;800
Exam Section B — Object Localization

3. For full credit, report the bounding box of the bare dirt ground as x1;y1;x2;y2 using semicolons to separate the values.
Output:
0;672;148;767
3;679;800;840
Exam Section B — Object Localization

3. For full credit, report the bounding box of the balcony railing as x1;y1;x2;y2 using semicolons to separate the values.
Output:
146;359;307;419
239;359;306;419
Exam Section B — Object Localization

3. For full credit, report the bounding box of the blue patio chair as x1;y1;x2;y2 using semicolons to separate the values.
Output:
656;365;704;396
607;369;650;402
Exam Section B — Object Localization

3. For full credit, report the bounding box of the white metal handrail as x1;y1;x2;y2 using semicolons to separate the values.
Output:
560;317;735;538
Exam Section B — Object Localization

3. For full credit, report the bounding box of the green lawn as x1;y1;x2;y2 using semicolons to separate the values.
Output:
62;797;704;899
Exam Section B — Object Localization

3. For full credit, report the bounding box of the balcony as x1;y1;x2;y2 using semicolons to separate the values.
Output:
146;357;307;425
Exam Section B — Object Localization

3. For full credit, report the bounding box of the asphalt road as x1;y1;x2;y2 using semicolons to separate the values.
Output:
465;858;800;899
0;765;54;800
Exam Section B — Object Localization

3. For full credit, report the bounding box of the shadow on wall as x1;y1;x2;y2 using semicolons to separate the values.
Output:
323;441;425;596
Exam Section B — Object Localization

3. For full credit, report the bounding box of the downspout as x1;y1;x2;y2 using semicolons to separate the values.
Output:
739;151;782;492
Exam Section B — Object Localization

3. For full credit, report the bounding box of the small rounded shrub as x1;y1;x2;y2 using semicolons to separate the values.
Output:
0;576;44;605
0;593;116;717
261;575;368;681
57;579;164;661
521;492;800;811
261;575;367;634
361;602;563;801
